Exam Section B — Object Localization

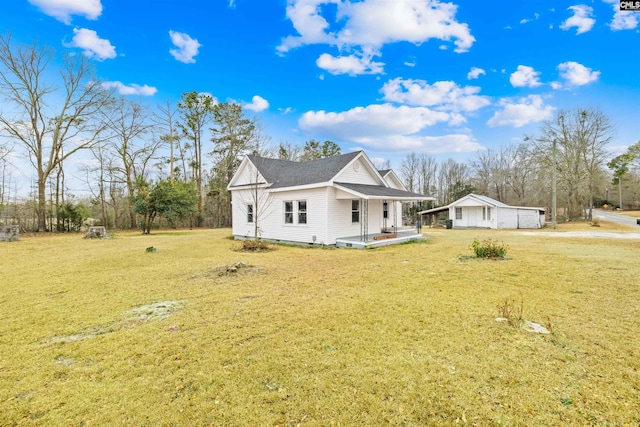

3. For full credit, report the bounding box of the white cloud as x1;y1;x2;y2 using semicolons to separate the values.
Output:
277;0;475;73
380;78;490;113
336;0;475;53
66;28;116;61
602;0;639;30
560;5;595;34
243;95;269;112
404;61;416;67
28;0;102;24
467;67;486;80
300;104;450;138
556;61;600;86
510;65;542;88
520;12;540;24
487;95;554;128
299;103;483;153
101;81;157;96
610;11;638;30
358;133;484;153
169;31;201;64
278;107;294;114
316;53;385;75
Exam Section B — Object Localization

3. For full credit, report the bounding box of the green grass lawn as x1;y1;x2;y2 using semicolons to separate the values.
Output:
1;226;639;426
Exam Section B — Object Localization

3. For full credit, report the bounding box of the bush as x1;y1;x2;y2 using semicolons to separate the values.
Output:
239;239;271;252
471;237;508;259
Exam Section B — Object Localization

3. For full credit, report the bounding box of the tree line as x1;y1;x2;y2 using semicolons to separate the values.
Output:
1;35;638;232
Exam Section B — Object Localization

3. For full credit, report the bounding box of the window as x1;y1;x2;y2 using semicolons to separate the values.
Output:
352;200;360;223
284;201;293;224
383;201;388;219
483;206;491;220
247;204;254;223
298;201;307;224
455;207;462;220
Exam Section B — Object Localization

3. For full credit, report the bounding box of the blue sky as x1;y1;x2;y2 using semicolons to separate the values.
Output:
1;0;639;180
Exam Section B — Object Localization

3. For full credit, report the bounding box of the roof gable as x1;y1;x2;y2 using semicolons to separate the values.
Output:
227;156;266;189
379;170;406;191
451;193;509;208
239;151;369;189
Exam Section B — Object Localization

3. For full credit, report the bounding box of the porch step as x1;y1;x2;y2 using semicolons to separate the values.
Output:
373;234;397;240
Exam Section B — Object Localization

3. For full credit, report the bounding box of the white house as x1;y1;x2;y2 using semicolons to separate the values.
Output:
227;151;433;247
419;193;546;229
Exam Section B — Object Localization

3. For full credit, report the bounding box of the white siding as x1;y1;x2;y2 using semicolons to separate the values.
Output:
231;162;265;187
232;187;329;244
496;208;517;229
326;187;360;243
334;158;380;185
325;194;401;243
495;208;542;229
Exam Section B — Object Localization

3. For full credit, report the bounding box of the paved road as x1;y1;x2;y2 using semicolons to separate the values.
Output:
592;209;640;227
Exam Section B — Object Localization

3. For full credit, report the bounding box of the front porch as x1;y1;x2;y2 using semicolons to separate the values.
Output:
335;228;426;249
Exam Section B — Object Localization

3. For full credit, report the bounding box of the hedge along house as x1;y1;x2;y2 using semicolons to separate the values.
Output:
227;151;433;248
419;193;546;229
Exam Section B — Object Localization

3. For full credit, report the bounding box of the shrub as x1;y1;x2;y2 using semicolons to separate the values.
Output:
470;237;508;259
239;239;271;252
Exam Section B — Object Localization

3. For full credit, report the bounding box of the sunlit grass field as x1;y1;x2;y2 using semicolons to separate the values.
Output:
1;224;639;426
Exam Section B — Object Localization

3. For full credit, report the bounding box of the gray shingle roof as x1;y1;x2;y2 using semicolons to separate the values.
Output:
334;182;430;200
247;151;361;188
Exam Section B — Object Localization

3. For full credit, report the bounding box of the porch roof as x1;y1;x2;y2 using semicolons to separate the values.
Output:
334;182;434;201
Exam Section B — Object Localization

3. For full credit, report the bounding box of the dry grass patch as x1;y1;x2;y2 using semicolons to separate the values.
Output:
1;229;639;425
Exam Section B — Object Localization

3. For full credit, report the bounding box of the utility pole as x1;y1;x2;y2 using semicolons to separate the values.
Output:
618;177;622;210
552;138;557;230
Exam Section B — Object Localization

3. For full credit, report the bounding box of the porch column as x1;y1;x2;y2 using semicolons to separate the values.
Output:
360;198;369;241
393;200;398;236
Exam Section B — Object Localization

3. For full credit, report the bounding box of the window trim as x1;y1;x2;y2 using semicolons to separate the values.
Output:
455;207;462;220
247;204;254;223
352;200;360;223
298;200;307;224
284;201;293;224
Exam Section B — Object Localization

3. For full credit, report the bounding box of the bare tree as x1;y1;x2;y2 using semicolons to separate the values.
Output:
0;35;112;231
437;159;471;205
400;153;419;192
103;97;159;229
277;141;302;161
0;144;11;207
154;101;179;182
534;108;613;220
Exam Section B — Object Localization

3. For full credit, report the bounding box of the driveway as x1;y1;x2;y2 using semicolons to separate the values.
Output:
592;209;640;227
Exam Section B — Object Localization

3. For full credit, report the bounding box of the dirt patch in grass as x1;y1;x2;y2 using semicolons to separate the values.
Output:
189;262;264;280
45;300;182;343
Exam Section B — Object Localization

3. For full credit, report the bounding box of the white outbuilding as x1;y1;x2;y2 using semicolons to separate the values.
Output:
419;193;546;229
